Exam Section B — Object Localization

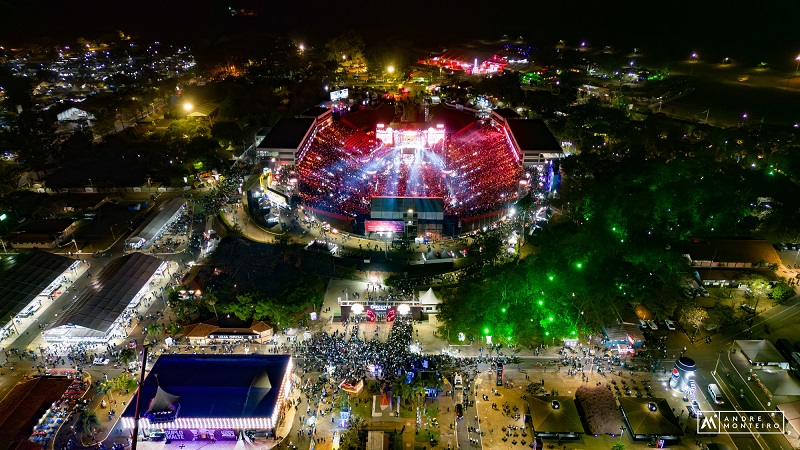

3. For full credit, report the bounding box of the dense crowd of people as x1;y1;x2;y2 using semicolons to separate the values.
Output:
294;118;524;219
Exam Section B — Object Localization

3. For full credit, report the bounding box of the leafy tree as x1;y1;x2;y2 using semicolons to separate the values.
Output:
339;414;366;450
145;322;164;339
118;348;136;367
166;322;184;336
679;306;708;331
73;411;100;438
770;282;794;303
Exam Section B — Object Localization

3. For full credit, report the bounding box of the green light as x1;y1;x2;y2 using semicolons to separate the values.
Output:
0;214;6;221
576;262;583;269
501;308;507;313
538;300;544;306
484;328;489;334
545;332;550;336
571;331;577;335
549;316;554;322
548;275;554;281
612;226;616;231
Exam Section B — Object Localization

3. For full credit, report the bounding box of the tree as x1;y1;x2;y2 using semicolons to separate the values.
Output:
680;306;708;332
166;322;184;336
770;282;794;303
339;414;366;450
118;348;136;367
73;411;100;439
145;322;164;340
612;442;626;450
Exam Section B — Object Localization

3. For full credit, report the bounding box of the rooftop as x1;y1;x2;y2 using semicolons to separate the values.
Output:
121;354;291;420
0;250;72;326
257;117;315;150
504;119;562;152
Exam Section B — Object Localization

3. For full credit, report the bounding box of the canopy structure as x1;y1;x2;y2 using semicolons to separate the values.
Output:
146;386;181;421
755;369;800;396
121;354;293;434
619;397;683;438
735;340;787;367
419;288;441;305
44;253;166;343
136;198;186;250
526;396;584;435
0;250;72;326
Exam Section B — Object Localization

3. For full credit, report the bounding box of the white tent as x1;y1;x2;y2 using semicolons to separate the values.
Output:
419;288;441;305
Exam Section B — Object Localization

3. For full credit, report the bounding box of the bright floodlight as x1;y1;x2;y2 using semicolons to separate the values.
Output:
387;65;395;73
183;102;193;112
397;304;410;316
351;303;364;315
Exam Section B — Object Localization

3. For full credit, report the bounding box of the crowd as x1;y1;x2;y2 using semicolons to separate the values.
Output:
295;117;525;219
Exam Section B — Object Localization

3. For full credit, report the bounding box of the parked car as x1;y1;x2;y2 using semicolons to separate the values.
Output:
646;320;658;330
93;357;109;365
664;319;676;331
741;304;756;314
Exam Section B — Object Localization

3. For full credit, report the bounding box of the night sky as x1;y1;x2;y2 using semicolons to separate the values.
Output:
1;0;799;67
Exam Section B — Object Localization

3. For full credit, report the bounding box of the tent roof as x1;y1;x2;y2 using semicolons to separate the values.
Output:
419;288;441;305
755;370;800;396
146;386;181;414
137;198;186;247
47;253;163;336
0;250;72;325
735;340;787;364
619;397;683;436
526;396;584;434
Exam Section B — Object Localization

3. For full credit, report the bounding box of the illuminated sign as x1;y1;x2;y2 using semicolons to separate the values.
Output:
330;88;349;101
365;220;405;233
698;411;785;435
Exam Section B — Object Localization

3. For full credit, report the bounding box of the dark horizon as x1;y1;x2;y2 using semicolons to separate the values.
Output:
2;0;800;68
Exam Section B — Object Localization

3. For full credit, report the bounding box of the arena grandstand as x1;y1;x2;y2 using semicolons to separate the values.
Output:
293;108;558;222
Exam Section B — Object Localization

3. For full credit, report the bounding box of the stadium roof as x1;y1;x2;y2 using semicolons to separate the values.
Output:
47;253;164;339
505;119;562;152
619;397;683;437
134;197;185;247
526;396;585;434
493;108;521;119
341;103;395;131
300;106;330;119
755;370;800;396
0;250;72;324
122;354;291;420
257;118;315;150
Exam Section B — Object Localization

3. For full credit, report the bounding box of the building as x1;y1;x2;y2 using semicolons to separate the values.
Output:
120;354;293;441
182;317;274;345
126;197;186;250
0;376;75;446
676;239;782;268
525;396;585;439
257;107;333;165
43;253;168;344
492;112;563;167
370;196;444;240
618;397;683;442
0;250;79;340
7;219;79;249
734;340;789;369
56;106;96;123
695;268;780;287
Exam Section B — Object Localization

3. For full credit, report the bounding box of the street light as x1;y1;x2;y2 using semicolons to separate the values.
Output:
795;55;800;77
387;65;395;74
183;102;193;112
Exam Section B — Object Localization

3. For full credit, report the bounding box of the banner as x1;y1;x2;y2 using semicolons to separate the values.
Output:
365;220;404;233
